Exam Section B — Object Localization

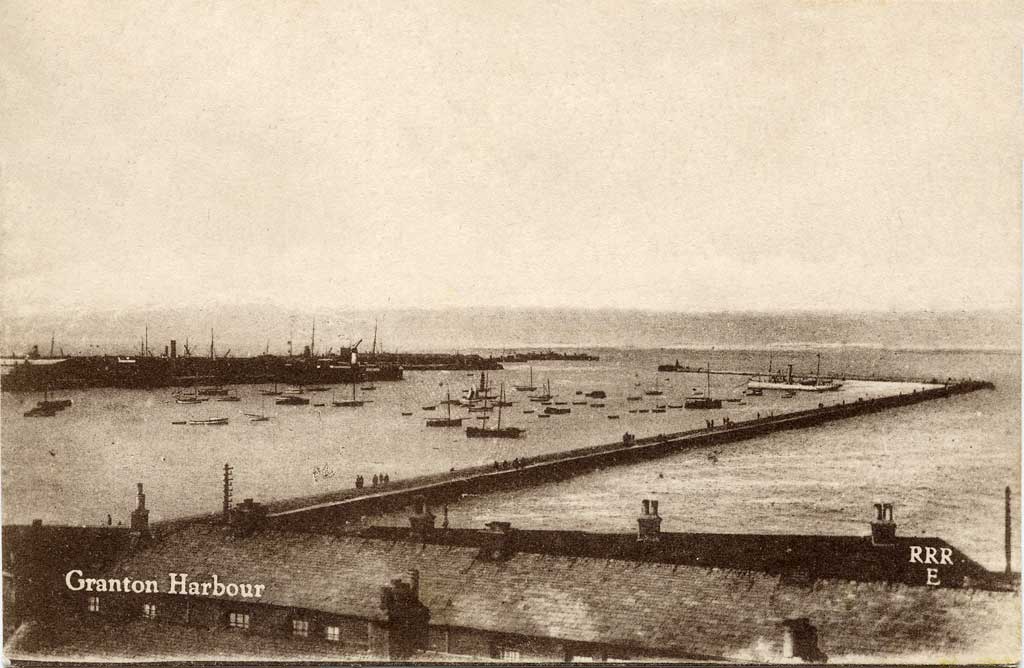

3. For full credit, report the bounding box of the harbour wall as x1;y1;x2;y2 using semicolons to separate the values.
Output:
265;380;993;533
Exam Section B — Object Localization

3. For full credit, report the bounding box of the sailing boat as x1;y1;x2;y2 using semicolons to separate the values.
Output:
685;360;722;409
245;398;271;422
332;382;364;407
466;384;523;438
528;379;554;402
513;366;537;392
426;389;463;427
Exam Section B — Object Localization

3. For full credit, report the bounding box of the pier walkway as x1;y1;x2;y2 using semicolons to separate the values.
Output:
254;379;992;532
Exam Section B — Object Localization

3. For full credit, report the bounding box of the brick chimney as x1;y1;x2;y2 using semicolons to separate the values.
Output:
637;499;662;542
870;502;896;546
409;497;435;541
130;483;150;536
480;521;515;561
375;572;430;660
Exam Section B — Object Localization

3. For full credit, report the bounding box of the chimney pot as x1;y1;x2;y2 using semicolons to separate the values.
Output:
870;501;897;546
637;499;662;542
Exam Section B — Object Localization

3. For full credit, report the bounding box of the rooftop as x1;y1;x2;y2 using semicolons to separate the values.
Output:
100;523;1018;662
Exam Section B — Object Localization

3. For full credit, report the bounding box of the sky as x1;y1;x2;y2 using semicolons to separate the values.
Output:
1;1;1021;318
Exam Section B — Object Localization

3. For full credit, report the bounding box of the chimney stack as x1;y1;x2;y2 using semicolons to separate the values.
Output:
230;498;267;537
637;499;662;542
170;340;177;359
409;496;435;541
870;502;896;546
130;483;150;536
480;521;515;561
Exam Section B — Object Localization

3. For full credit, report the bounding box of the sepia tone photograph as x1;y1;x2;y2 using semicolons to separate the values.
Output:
1;1;1021;664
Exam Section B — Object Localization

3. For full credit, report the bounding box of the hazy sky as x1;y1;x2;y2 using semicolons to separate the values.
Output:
2;1;1020;317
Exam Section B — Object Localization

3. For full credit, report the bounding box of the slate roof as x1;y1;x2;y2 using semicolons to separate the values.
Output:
106;524;1020;662
358;526;998;587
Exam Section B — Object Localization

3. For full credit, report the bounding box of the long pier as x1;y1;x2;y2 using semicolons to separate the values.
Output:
263;379;993;532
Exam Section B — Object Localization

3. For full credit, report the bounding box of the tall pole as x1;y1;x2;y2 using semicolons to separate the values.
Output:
1006;486;1012;575
223;463;233;523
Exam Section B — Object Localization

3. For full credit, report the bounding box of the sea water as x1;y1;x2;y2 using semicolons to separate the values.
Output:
1;347;1018;570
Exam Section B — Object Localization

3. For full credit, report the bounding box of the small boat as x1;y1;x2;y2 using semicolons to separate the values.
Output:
332;383;364;407
513;367;537;392
528;379;554;403
468;405;493;413
465;385;523;438
590;403;605;408
282;386;305;395
537;414;551;419
628;409;638;414
276;395;310;406
422;405;437;411
401;412;413;416
307;386;331;392
554;401;568;405
652;408;666;414
572;401;587;405
218;395;241;402
684;362;723;409
24;405;58;418
638;409;650;414
245;399;271;422
36;390;72;411
170;420;187;425
544;406;570;415
585;390;606;399
744;387;763;397
523;409;535;414
607;415;620;420
360;385;377;391
426;390;464;427
313;403;325;407
626;395;642;401
668;404;683;409
175;397;203;405
198;387;228;396
782;390;796;399
188;417;229;426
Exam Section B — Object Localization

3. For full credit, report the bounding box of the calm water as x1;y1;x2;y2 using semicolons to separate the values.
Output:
2;348;1018;570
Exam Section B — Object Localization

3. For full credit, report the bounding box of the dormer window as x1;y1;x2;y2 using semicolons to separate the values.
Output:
324;626;341;642
142;603;157;619
292;619;309;638
87;596;100;613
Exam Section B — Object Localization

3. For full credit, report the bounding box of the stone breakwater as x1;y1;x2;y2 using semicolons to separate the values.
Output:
263;380;993;532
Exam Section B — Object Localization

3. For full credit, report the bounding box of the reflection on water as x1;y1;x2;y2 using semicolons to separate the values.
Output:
1;348;1018;571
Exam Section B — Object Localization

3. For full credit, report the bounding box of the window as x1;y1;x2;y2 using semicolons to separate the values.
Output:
292;619;309;638
325;625;341;642
142;603;157;619
87;596;100;613
498;648;521;661
228;612;250;630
